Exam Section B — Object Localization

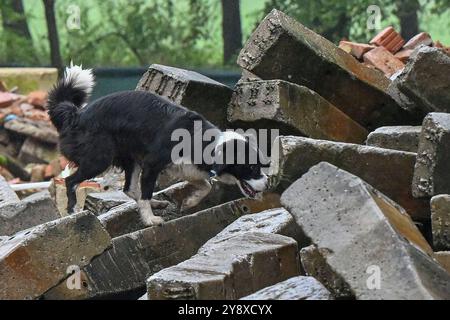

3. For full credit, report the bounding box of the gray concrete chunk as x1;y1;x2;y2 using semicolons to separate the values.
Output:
228;80;368;144
0;211;111;300
44;194;281;300
413;113;450;198
201;207;306;250
238;9;414;129
136;64;233;128
366;126;421;153
431;195;450;251
270;136;429;220
281;162;450;300
147;232;300;300
241;276;333;300
0;175;19;205
392;46;450;114
84;191;131;215
0;191;60;236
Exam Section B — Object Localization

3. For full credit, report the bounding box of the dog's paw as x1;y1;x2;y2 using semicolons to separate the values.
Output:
142;215;165;227
150;199;170;209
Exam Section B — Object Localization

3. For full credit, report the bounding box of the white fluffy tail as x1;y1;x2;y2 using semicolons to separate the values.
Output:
63;61;96;96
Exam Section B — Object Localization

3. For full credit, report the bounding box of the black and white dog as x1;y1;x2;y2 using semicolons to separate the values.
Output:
47;64;269;226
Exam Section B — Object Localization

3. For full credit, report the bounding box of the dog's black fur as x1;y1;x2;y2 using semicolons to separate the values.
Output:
47;66;268;223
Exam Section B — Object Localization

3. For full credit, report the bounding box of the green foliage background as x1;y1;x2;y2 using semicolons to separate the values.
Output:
0;0;449;68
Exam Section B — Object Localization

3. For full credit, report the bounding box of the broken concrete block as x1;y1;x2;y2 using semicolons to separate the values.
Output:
136;64;233;128
18;137;58;164
413;113;450;198
201;207;305;250
98;201;145;238
241;276;332;300
366;126;421;153
0;191;59;236
270;136;429;220
300;245;354;299
339;41;375;60
393;46;450;113
370;26;405;53
363;47;405;77
84;191;131;216
44;194;281;300
98;181;245;238
0;175;19;205
228;80;368;144
434;252;450;274
147;232;299;300
238;9;410;129
4;118;58;144
431;195;450;251
404;32;433;50
0;211;111;300
281;162;450;299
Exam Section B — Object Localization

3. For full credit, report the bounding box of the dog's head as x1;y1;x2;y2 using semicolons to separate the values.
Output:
211;132;269;198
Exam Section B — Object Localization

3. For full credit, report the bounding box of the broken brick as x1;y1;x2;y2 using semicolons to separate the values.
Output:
395;49;414;63
339;41;375;60
363;47;405;77
27;91;48;108
404;32;433;50
0;92;20;108
370;26;405;53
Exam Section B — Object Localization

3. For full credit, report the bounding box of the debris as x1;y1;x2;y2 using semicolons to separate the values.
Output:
431;195;450;251
391;46;450;114
434;252;450;274
147;232;299;300
339;41;375;60
363;46;405;77
0;190;59;236
228;80;368;143
369;26;405;54
0;211;111;300
238;9;407;129
366;126;421;153
270;136;429;220
136;64;233;128
413;113;450;198
300;245;354;299
241;276;333;300
4;118;58;144
43;195;281;299
404;32;433;50
281;162;450;299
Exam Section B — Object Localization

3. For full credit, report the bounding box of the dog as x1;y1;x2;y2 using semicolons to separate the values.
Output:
47;64;269;226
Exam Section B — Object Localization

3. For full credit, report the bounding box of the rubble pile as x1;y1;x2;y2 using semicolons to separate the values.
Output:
1;9;450;300
0;79;66;188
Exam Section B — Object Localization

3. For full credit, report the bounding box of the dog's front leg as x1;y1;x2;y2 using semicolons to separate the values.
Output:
124;163;170;210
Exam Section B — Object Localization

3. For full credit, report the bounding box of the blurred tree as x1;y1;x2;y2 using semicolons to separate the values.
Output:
260;0;449;43
395;0;420;39
0;0;37;64
221;0;243;64
43;0;63;70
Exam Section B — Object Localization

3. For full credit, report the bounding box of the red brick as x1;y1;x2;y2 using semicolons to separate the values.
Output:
364;47;405;77
395;49;414;63
339;41;375;60
27;91;48;108
370;26;405;53
0;92;19;108
404;32;433;50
